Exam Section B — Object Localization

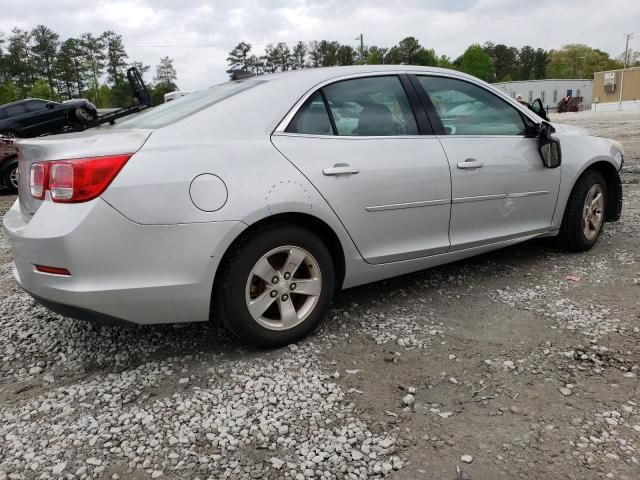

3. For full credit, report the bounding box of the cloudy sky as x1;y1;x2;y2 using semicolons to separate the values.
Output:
1;0;638;90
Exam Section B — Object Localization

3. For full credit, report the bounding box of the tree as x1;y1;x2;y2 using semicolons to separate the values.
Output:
30;25;59;95
56;38;86;98
517;45;536;80
547;44;622;79
308;41;322;67
154;56;177;88
483;42;518;81
336;45;356;66
457;44;494;81
7;28;35;95
0;82;19;104
291;41;307;69
102;31;128;85
437;55;453;69
226;42;252;73
533;48;548;79
80;33;106;104
29;78;57;100
130;60;150;79
365;46;388;65
264;42;291;72
317;40;340;67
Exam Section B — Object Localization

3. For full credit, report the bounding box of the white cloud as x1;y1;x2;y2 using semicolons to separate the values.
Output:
1;0;638;90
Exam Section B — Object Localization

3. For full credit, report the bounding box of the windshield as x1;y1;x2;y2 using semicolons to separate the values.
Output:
116;80;264;129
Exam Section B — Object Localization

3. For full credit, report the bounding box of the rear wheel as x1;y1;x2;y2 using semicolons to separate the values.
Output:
558;170;607;251
1;161;18;194
215;225;335;347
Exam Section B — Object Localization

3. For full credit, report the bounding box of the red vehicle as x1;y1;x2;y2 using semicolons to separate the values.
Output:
0;136;18;193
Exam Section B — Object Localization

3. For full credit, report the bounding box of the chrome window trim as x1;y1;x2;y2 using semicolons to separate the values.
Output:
274;69;543;138
271;132;438;140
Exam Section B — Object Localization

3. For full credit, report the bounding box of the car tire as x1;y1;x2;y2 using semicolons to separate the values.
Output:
75;106;96;123
214;224;335;347
557;170;607;252
1;160;18;194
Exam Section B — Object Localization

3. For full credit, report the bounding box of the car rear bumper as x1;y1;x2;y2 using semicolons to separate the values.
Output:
3;198;245;325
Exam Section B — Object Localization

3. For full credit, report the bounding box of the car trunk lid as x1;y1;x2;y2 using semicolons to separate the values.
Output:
17;128;152;221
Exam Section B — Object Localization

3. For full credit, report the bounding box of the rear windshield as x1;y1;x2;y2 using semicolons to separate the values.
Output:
116;80;264;129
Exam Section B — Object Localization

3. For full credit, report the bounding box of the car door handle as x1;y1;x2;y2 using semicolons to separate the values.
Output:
457;159;483;169
323;164;360;176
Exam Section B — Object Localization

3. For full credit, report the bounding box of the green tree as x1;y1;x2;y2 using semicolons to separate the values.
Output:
56;38;86;98
130;60;150;80
547;44;622;79
457;44;494;81
28;78;58;100
80;32;106;104
264;42;291;72
317;40;340;67
30;25;60;95
102;31;128;85
291;41;307;69
154;56;177;88
517;45;536;80
226;42;252;73
483;42;518;81
0;81;19;103
7;28;35;95
308;41;322;67
365;46;388;64
437;55;453;69
336;45;356;66
533;48;548;79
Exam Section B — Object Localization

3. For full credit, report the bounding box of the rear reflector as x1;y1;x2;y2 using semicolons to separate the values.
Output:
30;162;49;199
35;265;72;276
31;154;132;203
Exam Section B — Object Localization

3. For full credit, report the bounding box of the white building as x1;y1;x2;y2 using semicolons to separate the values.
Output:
492;79;594;112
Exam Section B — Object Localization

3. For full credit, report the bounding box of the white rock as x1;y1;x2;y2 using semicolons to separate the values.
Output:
461;455;474;464
402;394;415;406
86;458;102;466
559;387;573;396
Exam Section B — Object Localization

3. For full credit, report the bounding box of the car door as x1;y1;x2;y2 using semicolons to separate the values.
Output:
412;75;561;251
272;74;452;264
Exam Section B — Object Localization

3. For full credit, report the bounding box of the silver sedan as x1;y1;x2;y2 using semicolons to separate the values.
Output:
3;66;623;346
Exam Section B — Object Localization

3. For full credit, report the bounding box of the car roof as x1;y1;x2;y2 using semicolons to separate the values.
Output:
252;65;481;86
0;98;54;109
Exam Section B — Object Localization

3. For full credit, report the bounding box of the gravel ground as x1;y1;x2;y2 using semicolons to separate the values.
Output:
1;110;639;480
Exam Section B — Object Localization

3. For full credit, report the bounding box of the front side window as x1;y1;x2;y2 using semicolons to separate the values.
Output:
416;76;526;136
285;76;419;137
5;104;27;117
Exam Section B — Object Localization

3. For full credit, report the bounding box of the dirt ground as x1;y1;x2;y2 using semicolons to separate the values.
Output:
0;109;639;480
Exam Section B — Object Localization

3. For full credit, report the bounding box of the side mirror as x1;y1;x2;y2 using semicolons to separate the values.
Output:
45;102;55;109
530;98;549;121
538;123;561;168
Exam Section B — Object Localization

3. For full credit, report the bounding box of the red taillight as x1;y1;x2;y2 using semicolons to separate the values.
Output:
31;154;131;203
35;265;72;276
30;162;49;199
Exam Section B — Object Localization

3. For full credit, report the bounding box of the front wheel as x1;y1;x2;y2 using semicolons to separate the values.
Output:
558;170;607;251
215;225;335;347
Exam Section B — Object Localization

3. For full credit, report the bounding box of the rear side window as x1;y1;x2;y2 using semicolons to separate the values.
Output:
285;75;419;137
25;100;47;112
416;76;525;136
5;104;27;117
286;92;333;135
116;80;264;129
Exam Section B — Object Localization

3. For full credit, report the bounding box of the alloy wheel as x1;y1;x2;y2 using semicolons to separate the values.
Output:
582;183;604;241
245;245;322;331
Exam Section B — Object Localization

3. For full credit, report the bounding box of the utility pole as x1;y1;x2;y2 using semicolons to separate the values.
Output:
623;33;634;68
355;34;364;63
